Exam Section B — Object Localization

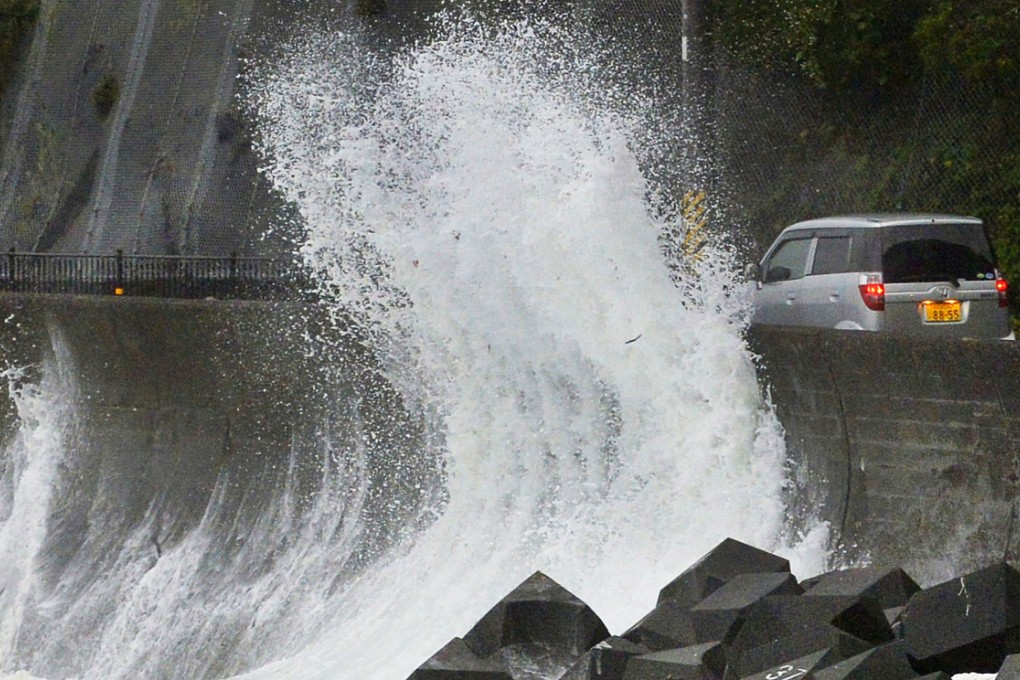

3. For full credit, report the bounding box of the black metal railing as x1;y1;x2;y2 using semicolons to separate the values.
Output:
1;250;311;300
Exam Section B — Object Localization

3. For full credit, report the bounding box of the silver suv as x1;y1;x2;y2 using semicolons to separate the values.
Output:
751;214;1011;338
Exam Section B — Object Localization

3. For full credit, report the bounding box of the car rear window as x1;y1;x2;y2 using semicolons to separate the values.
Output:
881;223;997;283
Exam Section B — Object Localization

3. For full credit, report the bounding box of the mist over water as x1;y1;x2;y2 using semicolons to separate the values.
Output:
0;8;830;680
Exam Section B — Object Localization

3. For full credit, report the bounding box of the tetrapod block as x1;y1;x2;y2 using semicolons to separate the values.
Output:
729;594;894;653
559;636;649;680
723;594;894;678
804;566;920;609
658;539;790;608
622;641;726;680
690;572;803;642
809;640;917;679
463;571;610;658
999;652;1020;678
902;562;1020;674
623;598;700;651
407;638;513;679
732;647;837;679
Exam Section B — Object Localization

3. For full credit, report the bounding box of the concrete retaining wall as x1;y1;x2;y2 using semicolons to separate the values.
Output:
0;0;501;256
0;0;686;257
749;326;1020;583
0;295;339;570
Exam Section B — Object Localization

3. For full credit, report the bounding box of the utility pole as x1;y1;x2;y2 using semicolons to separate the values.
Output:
680;0;714;193
681;0;705;74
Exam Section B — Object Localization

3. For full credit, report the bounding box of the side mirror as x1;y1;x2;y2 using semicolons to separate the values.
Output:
743;262;760;282
764;266;792;283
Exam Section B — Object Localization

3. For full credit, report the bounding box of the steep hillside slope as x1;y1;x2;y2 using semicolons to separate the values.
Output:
0;0;443;256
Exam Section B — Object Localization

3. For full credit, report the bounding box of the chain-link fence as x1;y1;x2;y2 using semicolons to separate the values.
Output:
713;59;1012;254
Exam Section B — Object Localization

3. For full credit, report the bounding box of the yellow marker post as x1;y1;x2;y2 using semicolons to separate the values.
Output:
680;190;708;264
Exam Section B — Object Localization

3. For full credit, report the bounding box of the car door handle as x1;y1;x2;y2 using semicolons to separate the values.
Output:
829;291;840;300
785;293;797;302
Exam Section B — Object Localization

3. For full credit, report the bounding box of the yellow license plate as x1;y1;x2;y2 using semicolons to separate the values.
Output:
923;301;962;323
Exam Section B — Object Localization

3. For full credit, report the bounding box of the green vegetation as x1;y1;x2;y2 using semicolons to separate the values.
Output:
710;0;1018;95
711;0;932;96
92;73;119;118
915;0;1020;90
0;0;39;99
914;3;1020;307
710;0;1020;310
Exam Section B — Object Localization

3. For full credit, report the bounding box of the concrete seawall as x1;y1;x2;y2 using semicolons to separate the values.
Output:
0;294;440;628
749;326;1020;582
3;295;1017;588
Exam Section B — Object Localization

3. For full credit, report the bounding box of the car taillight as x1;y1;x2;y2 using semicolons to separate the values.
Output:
997;278;1009;307
859;276;885;311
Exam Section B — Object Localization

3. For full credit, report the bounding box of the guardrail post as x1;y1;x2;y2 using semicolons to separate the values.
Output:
7;247;14;291
116;249;124;295
229;251;238;298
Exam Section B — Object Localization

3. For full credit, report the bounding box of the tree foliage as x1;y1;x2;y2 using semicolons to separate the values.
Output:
710;0;1019;97
915;0;1020;89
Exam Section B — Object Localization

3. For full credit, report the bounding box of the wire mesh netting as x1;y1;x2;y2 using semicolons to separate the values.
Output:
712;60;1014;255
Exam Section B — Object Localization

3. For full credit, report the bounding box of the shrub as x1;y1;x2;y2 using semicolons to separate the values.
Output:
92;73;119;118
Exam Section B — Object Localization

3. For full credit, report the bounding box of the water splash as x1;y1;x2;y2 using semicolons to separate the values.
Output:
0;325;80;666
0;335;409;680
0;8;829;680
247;9;827;678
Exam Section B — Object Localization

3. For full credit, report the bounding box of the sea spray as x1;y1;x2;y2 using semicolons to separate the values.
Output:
246;8;828;679
0;8;831;680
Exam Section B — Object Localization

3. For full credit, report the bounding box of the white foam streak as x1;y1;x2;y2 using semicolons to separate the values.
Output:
78;416;377;679
0;326;79;663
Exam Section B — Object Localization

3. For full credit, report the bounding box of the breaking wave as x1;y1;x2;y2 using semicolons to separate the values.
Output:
0;7;829;680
